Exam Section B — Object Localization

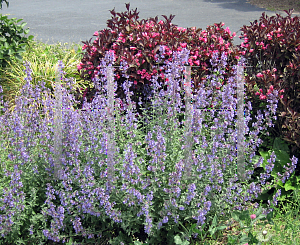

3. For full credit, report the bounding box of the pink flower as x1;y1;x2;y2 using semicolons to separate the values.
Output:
250;214;256;220
225;27;231;34
82;44;88;51
180;43;187;48
194;60;200;66
151;32;160;38
267;34;272;40
256;73;264;78
260;94;267;100
94;31;98;36
249;49;254;53
218;37;224;44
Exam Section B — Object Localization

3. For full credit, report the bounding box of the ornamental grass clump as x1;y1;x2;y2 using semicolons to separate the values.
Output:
0;49;298;244
0;40;87;117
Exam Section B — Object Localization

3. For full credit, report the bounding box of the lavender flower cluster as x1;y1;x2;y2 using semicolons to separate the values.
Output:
0;48;298;244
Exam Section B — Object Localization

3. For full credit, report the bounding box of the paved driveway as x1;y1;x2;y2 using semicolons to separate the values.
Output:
1;0;299;49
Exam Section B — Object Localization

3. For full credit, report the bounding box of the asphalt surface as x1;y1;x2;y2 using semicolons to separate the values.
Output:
1;0;299;49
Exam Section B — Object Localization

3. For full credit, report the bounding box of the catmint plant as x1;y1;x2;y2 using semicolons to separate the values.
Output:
0;48;298;245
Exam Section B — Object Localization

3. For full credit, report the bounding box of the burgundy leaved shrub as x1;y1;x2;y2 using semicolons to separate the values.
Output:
74;3;241;129
238;9;300;161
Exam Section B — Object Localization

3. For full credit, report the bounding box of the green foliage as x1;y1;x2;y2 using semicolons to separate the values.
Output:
0;14;34;71
251;137;300;209
174;234;190;245
229;206;274;244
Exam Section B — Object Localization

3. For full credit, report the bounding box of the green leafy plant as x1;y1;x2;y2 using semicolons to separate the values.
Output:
0;14;34;71
250;137;300;213
228;206;275;244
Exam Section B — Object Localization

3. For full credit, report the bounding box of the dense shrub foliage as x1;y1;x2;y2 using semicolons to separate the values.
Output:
238;9;300;161
75;3;241;128
0;14;34;71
